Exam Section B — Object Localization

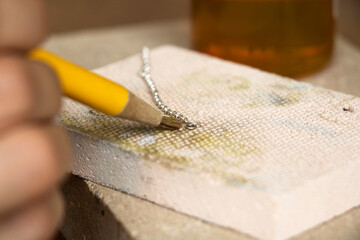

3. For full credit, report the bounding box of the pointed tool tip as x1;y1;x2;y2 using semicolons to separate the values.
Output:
160;116;183;130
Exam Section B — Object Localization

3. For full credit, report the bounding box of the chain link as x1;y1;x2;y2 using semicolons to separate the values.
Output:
140;47;196;130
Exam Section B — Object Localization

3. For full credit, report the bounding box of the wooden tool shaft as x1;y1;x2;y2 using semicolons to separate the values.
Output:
30;49;163;126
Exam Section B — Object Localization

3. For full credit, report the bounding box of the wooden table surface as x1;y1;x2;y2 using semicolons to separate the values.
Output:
44;19;360;240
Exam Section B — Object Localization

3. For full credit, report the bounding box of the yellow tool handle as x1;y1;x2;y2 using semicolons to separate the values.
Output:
29;49;129;116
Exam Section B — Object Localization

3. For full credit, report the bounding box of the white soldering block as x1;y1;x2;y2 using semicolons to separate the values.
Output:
61;46;360;240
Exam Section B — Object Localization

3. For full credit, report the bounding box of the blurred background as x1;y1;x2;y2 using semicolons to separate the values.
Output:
47;0;190;33
47;0;359;46
46;0;359;78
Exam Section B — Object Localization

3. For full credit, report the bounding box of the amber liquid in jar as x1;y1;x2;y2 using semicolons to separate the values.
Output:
192;0;334;78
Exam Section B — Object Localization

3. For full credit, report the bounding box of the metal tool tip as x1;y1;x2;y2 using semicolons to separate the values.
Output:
160;116;183;130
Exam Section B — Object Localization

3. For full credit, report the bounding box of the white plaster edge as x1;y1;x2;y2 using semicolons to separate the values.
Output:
273;159;360;239
68;130;360;240
69;131;276;239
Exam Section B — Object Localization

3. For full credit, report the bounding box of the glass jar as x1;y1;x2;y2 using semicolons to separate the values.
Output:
191;0;334;78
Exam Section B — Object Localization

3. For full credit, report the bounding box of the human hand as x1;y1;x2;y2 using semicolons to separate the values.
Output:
0;0;72;239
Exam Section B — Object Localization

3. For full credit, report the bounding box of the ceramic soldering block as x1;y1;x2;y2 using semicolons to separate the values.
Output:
60;46;360;240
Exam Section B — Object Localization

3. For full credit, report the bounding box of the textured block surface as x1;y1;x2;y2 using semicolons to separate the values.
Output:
60;46;360;240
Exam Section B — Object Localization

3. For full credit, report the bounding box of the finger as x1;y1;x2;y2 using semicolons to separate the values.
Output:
0;0;48;50
0;124;71;215
0;190;64;240
30;60;62;118
0;55;61;130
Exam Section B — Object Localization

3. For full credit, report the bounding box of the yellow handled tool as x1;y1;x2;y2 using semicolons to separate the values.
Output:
30;49;181;129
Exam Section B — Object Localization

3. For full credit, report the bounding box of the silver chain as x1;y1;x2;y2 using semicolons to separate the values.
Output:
140;47;196;130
